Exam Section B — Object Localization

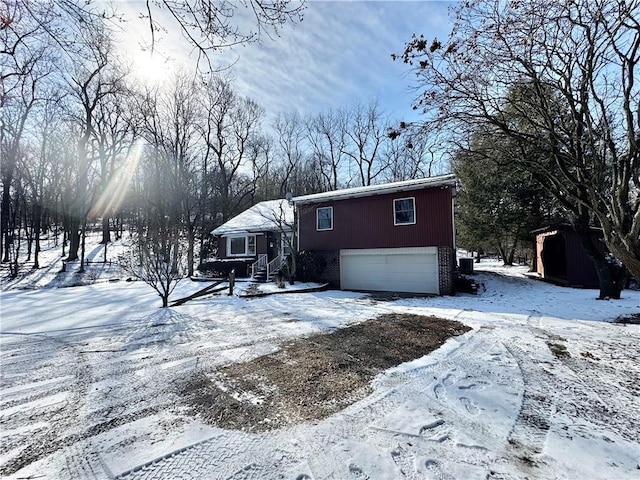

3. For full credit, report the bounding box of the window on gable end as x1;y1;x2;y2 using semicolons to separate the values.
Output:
317;206;333;231
394;197;416;225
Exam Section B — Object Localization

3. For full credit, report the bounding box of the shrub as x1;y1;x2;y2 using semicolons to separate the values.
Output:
198;260;250;278
296;251;327;282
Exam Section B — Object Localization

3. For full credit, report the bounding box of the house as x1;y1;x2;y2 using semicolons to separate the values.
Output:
211;199;294;280
292;174;457;295
533;224;605;288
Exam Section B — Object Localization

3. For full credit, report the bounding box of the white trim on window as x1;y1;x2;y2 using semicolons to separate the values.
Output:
394;197;416;226
316;206;333;231
227;235;256;256
281;233;292;256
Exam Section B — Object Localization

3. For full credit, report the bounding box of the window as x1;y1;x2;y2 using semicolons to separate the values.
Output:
316;207;333;231
228;235;256;256
281;234;292;255
394;197;416;225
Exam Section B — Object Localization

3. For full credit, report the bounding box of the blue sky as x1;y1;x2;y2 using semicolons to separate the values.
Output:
118;1;455;125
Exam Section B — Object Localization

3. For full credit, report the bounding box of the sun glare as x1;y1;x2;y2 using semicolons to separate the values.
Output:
89;139;144;219
131;50;172;84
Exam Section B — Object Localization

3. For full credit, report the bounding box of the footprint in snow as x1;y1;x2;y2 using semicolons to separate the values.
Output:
348;463;368;479
458;380;490;391
424;459;445;478
459;396;481;416
433;382;445;399
419;419;450;443
442;372;456;386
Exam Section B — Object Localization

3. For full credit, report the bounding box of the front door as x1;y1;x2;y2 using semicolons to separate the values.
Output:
267;232;280;260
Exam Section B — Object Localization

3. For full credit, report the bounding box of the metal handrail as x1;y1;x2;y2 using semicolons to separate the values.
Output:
266;254;283;278
251;254;268;278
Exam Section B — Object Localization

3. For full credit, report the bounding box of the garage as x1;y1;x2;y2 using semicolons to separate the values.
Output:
340;247;439;294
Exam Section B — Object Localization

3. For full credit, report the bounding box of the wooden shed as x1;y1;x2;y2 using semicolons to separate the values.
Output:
533;225;605;288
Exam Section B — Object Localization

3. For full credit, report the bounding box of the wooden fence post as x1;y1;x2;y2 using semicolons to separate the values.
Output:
229;269;235;296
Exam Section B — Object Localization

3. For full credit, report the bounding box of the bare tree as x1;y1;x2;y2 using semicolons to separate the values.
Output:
9;0;304;72
342;100;389;186
89;80;137;246
273;111;306;196
135;0;305;70
137;73;203;277
120;226;185;308
200;76;265;220
0;0;53;263
305;109;348;190
18;89;67;269
63;24;125;265
398;0;640;290
258;200;297;284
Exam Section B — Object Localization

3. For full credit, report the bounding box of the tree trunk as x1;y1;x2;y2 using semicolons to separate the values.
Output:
67;217;81;261
10;215;22;278
25;207;33;262
101;216;111;244
606;242;638;288
1;182;12;262
33;204;42;269
187;224;195;277
79;223;86;273
498;245;515;266
574;226;626;299
288;253;297;285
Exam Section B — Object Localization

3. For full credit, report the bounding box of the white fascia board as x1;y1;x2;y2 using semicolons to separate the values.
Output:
213;227;293;237
292;174;457;205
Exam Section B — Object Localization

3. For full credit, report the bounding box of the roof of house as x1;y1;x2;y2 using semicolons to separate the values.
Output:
291;174;457;205
531;223;604;235
211;199;294;236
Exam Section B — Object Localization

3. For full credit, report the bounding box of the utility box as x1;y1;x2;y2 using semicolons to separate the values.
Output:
459;257;474;274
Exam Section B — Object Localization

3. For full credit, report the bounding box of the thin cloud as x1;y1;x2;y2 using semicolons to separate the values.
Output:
114;1;454;123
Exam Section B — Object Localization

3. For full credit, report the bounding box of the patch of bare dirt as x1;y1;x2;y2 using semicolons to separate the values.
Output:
180;313;471;432
547;341;571;358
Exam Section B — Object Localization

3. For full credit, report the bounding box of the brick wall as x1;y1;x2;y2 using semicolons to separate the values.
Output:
438;246;455;295
316;250;341;288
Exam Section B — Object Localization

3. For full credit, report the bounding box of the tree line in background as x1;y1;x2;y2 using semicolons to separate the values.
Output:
3;0;638;302
399;0;639;298
1;0;443;284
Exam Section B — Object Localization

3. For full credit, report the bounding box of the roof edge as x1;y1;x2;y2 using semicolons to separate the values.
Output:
292;174;457;205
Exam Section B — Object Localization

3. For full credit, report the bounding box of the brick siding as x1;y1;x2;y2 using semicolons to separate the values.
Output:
438;246;455;295
316;250;341;288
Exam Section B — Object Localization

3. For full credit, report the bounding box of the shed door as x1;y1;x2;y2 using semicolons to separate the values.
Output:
340;247;439;294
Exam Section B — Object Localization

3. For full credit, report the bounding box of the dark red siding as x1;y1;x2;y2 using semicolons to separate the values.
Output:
217;237;227;257
215;233;268;259
565;229;603;287
298;186;454;251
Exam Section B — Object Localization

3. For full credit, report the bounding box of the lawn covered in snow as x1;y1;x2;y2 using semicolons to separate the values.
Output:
1;243;639;479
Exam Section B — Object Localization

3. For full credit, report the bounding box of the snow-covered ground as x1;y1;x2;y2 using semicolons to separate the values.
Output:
1;239;639;479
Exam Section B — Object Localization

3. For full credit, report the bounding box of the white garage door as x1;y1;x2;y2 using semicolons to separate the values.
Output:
340;247;439;294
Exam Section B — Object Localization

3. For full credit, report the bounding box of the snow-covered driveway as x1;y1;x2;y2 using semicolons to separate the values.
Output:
1;264;638;479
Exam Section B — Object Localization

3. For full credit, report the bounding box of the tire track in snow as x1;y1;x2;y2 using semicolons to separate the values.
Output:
113;324;522;480
0;332;94;477
501;315;556;465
